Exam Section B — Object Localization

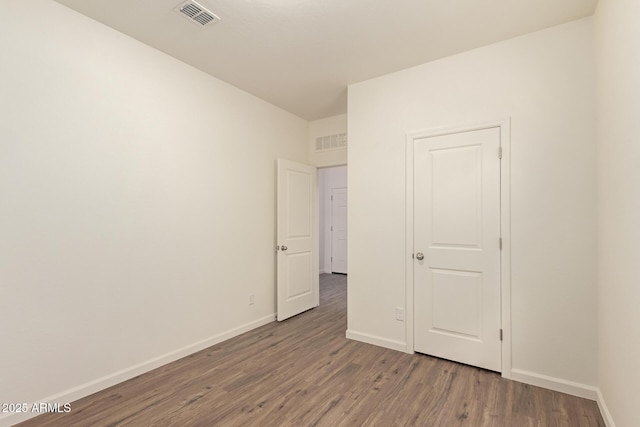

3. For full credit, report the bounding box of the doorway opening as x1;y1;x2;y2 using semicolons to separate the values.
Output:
318;166;348;276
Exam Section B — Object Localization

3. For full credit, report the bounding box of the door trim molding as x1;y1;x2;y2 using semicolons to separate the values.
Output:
405;118;512;378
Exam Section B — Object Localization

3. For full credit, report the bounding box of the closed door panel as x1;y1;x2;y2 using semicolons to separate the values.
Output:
414;127;501;372
431;269;482;338
286;252;313;299
277;159;318;321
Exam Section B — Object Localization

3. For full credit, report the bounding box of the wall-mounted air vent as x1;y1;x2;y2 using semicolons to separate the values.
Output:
175;1;220;27
315;133;347;151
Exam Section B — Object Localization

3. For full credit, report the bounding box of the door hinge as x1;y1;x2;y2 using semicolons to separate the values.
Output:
500;329;503;341
412;253;415;259
331;257;333;261
499;237;503;250
331;226;333;231
331;195;333;200
498;147;503;159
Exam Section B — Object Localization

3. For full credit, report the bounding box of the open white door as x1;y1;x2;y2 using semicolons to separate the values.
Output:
277;159;318;321
413;127;501;372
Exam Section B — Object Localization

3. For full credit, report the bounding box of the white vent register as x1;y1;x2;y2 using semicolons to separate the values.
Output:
175;1;220;27
315;133;347;151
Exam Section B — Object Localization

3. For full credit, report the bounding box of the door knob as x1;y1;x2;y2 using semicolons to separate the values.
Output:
281;245;288;251
415;252;424;261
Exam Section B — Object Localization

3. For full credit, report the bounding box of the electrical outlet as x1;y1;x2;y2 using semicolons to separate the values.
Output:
249;294;255;305
395;307;405;321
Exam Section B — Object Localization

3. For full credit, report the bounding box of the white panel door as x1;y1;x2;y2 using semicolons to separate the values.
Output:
414;127;501;372
277;159;318;321
331;187;348;274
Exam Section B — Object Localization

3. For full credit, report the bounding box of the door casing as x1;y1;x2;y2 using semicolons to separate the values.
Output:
405;118;512;379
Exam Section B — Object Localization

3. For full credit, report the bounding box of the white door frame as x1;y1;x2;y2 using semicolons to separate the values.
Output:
405;118;512;379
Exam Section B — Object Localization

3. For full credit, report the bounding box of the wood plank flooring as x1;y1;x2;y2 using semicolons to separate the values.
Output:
17;274;604;426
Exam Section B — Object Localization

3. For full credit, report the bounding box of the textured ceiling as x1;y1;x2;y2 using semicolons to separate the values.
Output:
54;0;598;120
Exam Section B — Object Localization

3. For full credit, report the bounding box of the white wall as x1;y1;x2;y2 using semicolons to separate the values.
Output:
594;1;640;425
309;114;348;167
318;167;348;274
0;1;307;425
348;18;598;390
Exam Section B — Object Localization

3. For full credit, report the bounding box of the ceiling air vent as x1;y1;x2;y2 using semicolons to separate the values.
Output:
315;133;347;151
175;1;220;27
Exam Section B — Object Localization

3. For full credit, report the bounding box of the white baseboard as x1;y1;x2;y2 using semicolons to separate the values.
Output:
596;389;616;427
319;269;331;275
345;329;408;353
510;368;598;400
0;314;276;427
